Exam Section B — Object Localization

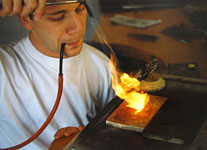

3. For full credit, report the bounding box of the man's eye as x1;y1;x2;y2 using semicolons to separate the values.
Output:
49;15;65;22
76;6;86;13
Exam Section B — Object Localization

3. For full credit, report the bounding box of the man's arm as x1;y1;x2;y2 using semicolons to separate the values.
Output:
0;0;46;21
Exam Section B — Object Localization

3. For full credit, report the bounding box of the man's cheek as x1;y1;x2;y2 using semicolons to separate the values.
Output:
44;38;59;53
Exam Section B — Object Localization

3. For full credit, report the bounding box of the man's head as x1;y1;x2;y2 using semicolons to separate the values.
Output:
19;1;87;58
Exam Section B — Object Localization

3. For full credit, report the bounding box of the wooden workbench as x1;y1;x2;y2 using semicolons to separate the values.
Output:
49;79;207;150
93;7;207;78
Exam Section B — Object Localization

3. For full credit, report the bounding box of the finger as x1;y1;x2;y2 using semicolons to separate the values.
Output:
9;0;22;16
0;0;13;17
33;0;46;21
20;0;37;17
54;128;66;140
78;126;84;131
63;127;79;136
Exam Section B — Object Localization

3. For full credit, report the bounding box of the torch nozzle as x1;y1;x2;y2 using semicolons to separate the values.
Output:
59;43;65;75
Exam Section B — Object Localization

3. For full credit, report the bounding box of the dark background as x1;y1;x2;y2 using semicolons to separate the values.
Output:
99;0;207;12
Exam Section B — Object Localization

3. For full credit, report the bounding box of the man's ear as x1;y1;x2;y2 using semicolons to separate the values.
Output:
18;15;34;31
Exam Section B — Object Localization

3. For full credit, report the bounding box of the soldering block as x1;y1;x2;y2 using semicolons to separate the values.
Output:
106;95;167;133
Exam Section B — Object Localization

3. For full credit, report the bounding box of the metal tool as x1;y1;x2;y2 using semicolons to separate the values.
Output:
135;56;158;81
46;0;85;6
122;3;185;10
0;0;94;17
0;0;82;7
128;33;159;42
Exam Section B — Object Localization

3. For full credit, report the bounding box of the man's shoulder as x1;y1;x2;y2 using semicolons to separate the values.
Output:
81;43;112;78
83;43;110;62
0;41;22;67
0;44;8;49
0;43;15;50
0;42;18;55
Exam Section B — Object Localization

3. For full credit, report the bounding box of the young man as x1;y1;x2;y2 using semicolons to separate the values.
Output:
0;0;114;149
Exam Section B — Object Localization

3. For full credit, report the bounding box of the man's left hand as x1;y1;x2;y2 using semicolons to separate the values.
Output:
54;126;83;140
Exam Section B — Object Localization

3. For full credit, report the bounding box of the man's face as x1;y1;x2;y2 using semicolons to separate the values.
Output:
29;2;87;58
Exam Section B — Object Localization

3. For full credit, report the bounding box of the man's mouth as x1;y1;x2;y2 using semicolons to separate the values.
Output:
65;40;81;47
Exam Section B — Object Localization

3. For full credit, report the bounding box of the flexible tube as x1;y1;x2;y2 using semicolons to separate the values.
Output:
0;43;65;150
0;75;63;150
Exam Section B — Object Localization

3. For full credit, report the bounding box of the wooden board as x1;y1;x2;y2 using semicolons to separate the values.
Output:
106;95;167;133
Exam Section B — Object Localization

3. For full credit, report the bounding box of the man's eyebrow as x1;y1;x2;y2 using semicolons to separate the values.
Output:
45;3;84;16
45;10;67;16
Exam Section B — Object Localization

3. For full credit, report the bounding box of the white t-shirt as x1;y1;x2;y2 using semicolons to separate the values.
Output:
0;36;115;149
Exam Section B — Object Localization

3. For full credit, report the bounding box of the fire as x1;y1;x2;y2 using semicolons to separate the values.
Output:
109;56;149;113
95;26;149;113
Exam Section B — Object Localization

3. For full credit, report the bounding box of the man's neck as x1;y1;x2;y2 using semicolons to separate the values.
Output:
29;32;60;58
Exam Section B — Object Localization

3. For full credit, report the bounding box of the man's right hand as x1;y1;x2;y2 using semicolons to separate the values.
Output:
0;0;46;21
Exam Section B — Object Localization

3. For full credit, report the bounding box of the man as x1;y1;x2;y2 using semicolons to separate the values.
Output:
0;0;114;149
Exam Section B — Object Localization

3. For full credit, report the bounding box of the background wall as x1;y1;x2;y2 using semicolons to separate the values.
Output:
0;16;28;44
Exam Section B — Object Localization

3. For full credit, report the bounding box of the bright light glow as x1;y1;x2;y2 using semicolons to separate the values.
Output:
109;57;149;113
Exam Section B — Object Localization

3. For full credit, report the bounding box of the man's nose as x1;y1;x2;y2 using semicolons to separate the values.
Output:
65;13;84;35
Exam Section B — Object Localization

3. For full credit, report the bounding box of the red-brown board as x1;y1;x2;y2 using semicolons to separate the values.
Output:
106;95;167;133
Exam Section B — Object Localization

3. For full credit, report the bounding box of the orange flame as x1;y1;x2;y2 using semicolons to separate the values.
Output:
109;55;149;113
95;25;149;113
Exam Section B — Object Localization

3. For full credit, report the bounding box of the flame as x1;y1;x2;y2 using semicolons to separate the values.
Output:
94;24;149;113
109;55;149;113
